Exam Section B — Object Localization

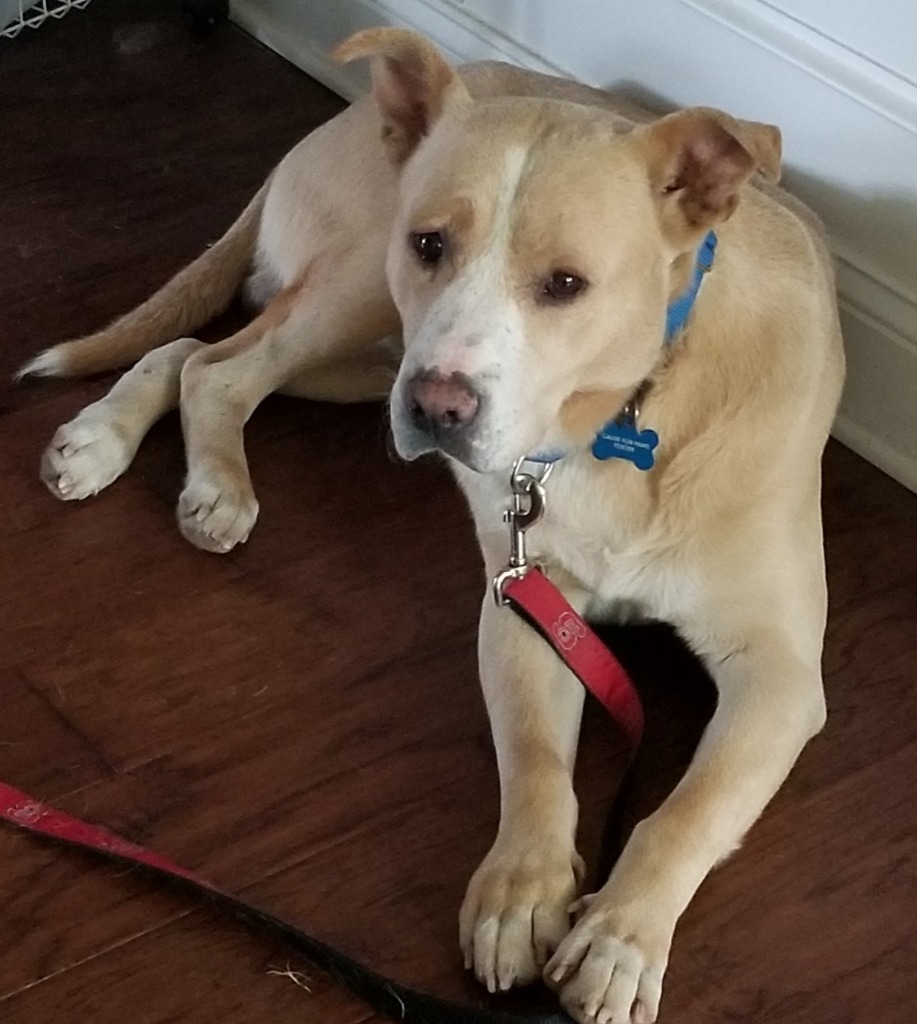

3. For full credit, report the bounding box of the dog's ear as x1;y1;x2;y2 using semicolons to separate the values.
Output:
640;107;781;235
333;28;470;164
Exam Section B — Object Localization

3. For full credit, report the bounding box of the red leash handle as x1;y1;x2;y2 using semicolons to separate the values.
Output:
0;782;213;889
503;569;644;750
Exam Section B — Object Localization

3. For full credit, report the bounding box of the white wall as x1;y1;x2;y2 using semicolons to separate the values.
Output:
233;0;917;492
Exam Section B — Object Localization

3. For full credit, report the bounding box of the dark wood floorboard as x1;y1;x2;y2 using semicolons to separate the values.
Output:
1;3;915;1022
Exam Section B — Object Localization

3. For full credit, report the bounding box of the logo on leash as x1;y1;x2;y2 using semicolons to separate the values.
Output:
552;611;586;651
9;801;44;825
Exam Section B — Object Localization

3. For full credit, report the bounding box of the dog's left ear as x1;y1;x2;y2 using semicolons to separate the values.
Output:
640;107;781;234
333;28;470;164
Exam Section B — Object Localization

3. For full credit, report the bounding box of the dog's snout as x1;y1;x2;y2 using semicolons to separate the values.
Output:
409;371;480;431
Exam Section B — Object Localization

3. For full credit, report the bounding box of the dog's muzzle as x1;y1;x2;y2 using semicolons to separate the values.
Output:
401;369;482;463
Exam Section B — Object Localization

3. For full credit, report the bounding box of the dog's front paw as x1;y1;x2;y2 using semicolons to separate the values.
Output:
545;898;669;1024
460;841;584;993
41;413;134;500
177;470;259;553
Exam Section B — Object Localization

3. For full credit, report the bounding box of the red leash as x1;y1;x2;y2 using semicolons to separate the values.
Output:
495;460;643;750
503;569;643;749
0;782;213;888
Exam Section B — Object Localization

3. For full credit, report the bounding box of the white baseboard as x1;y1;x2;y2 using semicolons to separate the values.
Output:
684;0;917;135
231;0;566;100
231;0;917;494
833;414;917;495
231;0;365;100
834;300;917;493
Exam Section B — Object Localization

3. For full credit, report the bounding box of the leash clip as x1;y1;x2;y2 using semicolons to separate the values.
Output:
492;459;551;606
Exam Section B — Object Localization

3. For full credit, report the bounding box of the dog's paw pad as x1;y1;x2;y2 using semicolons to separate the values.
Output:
545;910;664;1024
177;474;258;553
41;416;134;501
460;845;583;993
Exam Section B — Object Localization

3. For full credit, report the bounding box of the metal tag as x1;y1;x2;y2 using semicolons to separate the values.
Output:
591;422;659;470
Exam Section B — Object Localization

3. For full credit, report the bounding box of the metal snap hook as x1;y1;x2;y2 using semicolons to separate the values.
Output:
493;460;551;605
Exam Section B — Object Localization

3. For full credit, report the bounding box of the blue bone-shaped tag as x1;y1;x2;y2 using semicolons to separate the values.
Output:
591;422;659;470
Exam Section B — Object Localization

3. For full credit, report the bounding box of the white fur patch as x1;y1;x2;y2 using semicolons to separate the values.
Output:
398;147;532;462
16;348;64;379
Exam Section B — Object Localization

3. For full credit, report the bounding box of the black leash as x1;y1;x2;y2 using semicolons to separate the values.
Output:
1;780;583;1023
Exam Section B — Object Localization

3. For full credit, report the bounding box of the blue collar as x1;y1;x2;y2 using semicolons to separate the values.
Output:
528;230;717;467
663;230;717;342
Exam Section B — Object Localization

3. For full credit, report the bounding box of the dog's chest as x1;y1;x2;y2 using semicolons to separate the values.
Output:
462;460;696;624
535;489;670;619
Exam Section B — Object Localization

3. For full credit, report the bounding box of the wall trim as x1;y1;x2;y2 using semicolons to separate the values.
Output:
835;298;917;493
682;0;917;135
233;0;571;101
833;414;917;495
834;252;917;358
232;0;363;100
353;0;569;74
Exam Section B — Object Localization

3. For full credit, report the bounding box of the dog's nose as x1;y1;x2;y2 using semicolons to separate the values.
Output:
409;371;479;431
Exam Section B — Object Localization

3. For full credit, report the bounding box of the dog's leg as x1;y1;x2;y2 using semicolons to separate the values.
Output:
461;584;588;992
545;634;826;1024
177;314;302;554
280;343;400;404
177;278;396;553
41;337;204;500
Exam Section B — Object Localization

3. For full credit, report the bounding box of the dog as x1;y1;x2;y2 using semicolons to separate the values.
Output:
20;28;845;1024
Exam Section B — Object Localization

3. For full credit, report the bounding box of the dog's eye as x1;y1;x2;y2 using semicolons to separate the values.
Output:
541;270;586;302
410;231;445;266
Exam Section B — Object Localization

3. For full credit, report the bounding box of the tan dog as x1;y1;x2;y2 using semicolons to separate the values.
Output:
20;29;844;1024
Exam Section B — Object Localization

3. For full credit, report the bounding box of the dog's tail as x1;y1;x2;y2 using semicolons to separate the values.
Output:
17;186;266;380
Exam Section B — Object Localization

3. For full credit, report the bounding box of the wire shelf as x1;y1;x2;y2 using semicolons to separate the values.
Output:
1;0;93;40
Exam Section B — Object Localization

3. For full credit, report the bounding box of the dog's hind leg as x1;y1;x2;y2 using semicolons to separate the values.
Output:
177;272;397;553
41;337;204;501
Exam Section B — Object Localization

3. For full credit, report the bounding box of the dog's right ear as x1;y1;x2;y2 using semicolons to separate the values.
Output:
639;107;781;240
333;28;470;164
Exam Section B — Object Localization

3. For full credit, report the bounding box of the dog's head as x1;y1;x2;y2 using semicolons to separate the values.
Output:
335;30;780;473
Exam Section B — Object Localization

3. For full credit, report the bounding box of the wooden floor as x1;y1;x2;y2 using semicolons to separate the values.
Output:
1;3;915;1022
